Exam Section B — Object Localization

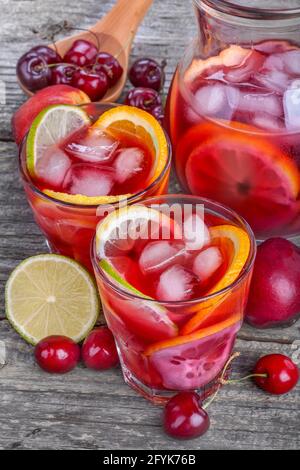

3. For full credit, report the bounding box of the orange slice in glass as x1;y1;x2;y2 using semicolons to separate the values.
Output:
144;311;241;357
180;225;251;335
93;105;169;185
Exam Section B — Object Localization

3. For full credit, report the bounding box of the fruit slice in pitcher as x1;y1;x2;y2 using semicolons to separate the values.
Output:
183;122;300;234
145;315;241;390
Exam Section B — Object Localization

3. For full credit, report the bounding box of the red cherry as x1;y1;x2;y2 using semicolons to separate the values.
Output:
163;392;210;440
35;336;80;374
51;64;77;85
125;88;162;114
30;46;62;64
94;52;123;87
17;53;52;92
254;354;299;395
82;327;119;370
64;40;98;67
72;69;109;101
17;46;62;92
129;58;165;91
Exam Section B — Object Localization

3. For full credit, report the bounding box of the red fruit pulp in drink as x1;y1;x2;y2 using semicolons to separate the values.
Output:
166;40;300;238
32;124;154;197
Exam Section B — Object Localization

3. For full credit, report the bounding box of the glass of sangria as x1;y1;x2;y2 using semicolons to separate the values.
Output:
166;0;300;241
92;194;256;403
19;103;171;271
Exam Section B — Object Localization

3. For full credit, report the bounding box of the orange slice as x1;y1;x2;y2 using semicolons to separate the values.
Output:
179;120;300;234
93;105;169;185
144;311;241;357
180;225;251;335
208;225;251;294
184;45;250;84
42;190;131;206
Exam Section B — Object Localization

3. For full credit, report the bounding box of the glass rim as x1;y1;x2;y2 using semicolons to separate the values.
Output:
194;0;300;19
18;102;172;210
91;193;257;306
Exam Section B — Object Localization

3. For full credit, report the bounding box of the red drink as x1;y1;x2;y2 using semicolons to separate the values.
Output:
92;195;256;403
32;122;154;197
166;40;300;239
20;104;171;271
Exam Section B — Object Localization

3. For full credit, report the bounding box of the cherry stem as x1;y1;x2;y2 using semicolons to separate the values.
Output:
66;27;101;51
203;352;240;410
47;62;78;69
220;373;268;385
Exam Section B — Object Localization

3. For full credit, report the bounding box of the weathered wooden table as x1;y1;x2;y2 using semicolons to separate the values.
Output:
0;0;299;451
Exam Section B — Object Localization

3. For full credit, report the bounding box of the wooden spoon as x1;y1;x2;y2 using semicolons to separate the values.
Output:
19;0;153;102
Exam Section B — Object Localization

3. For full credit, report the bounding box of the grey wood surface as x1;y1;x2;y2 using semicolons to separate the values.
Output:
0;0;299;451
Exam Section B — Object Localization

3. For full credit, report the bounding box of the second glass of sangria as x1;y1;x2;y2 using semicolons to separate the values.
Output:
19;103;171;271
166;0;300;240
92;195;256;403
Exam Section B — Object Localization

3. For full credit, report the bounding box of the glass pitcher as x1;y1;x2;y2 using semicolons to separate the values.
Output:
166;0;300;241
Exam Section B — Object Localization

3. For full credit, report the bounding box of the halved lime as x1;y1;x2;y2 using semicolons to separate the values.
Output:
26;104;91;178
5;254;100;345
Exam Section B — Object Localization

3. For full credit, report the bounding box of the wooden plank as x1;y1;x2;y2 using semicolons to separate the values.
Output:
0;320;299;450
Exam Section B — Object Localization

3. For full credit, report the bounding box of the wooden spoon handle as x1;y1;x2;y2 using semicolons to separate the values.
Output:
92;0;153;45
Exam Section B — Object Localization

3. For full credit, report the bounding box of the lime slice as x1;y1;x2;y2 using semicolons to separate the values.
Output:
95;205;179;340
96;205;180;260
99;259;178;342
26;104;91;178
99;258;150;298
5;254;100;345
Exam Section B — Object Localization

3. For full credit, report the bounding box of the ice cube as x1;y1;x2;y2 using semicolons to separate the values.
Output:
36;147;71;187
254;70;289;94
63;164;114;197
282;50;300;75
252;113;284;132
194;84;228;117
283;81;300;130
237;91;282;117
65;128;119;163
183;214;211;251
263;54;285;71
114;147;144;184
192;247;223;281
139;241;185;274
156;265;197;302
